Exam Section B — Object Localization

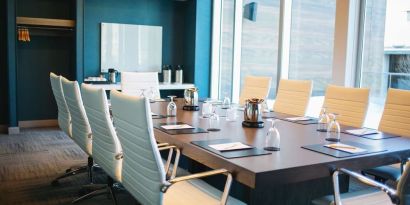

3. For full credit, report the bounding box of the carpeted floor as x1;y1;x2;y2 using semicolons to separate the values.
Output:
0;127;387;205
0;127;136;205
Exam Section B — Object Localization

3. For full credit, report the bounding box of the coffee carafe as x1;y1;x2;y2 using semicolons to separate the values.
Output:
108;68;118;84
242;98;264;128
183;87;199;111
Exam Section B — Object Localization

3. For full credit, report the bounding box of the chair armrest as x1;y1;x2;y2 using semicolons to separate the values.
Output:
157;142;169;147
161;169;233;205
332;168;399;205
158;145;180;180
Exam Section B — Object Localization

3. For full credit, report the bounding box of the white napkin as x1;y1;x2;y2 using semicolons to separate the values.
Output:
286;116;311;121
209;142;252;151
345;128;379;136
324;143;366;154
161;124;194;130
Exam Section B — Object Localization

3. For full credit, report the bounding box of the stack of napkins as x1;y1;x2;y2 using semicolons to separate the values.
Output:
209;142;252;152
286;116;311;121
324;143;366;154
345;128;379;136
161;124;194;130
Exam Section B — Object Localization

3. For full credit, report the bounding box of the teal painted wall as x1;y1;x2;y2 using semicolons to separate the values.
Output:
1;0;8;124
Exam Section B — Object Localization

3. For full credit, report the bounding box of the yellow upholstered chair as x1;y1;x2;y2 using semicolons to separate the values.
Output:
378;88;410;137
273;79;313;116
323;85;370;127
239;76;272;105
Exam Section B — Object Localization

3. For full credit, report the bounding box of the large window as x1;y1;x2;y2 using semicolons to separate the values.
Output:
359;0;410;128
288;0;336;96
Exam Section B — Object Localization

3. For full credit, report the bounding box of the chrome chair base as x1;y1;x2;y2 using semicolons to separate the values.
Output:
72;177;118;205
51;165;88;186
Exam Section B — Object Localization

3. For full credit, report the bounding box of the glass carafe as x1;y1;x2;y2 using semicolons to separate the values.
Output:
317;107;330;132
264;119;280;151
167;96;177;117
326;113;340;142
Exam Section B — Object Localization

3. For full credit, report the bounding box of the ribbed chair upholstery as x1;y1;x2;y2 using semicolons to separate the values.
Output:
81;84;122;182
121;71;161;99
313;162;410;205
61;78;92;156
273;79;313;116
323;85;370;127
378;88;410;137
363;88;410;183
239;76;272;105
110;90;243;205
49;73;71;137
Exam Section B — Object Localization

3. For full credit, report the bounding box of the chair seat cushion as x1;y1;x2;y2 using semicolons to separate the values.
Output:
363;164;401;181
312;188;393;205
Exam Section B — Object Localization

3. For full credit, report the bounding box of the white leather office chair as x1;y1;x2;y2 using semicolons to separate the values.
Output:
273;79;313;116
110;90;244;205
50;73;88;185
239;76;272;105
121;71;161;99
61;78;94;183
323;85;370;127
312;162;410;205
77;83;123;204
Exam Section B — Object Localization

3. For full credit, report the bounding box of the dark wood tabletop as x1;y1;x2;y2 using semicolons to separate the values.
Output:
150;100;410;189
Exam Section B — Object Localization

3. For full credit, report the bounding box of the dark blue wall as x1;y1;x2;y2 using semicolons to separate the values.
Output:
1;0;8;125
83;0;188;79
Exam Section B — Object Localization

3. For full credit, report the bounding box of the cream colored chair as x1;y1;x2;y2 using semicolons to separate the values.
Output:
239;76;272;105
363;88;410;182
110;90;245;205
323;85;370;127
121;71;161;99
273;79;313;116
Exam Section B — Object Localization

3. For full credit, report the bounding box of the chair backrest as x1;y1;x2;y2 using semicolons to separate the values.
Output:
61;78;92;156
239;76;272;105
378;88;410;137
397;162;410;205
49;73;72;137
323;85;370;127
81;84;123;181
110;90;166;205
273;79;313;116
121;72;161;99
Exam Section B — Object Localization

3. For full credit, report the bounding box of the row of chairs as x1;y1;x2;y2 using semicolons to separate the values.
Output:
49;73;244;204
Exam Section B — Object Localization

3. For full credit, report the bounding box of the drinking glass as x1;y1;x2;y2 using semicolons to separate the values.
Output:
317;107;330;132
264;119;280;151
207;112;221;131
139;89;146;97
226;107;238;121
201;102;213;118
326;113;340;142
167;96;177;117
222;96;231;109
262;100;269;113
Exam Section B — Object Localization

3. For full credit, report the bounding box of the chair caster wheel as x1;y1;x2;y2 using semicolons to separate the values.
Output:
65;168;72;173
51;180;60;186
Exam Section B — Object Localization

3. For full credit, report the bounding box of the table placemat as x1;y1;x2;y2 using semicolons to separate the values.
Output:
191;139;272;159
341;129;400;140
154;122;208;135
302;141;387;158
262;112;318;125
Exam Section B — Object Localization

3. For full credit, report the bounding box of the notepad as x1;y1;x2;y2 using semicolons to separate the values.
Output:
151;112;158;116
160;124;194;130
345;128;379;136
209;142;253;152
286;116;312;121
324;143;366;154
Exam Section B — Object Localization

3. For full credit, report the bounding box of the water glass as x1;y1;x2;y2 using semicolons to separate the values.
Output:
201;102;213;118
222;96;231;109
326;113;340;142
317;107;330;132
167;96;177;117
207;113;221;131
264;119;280;151
226;107;238;121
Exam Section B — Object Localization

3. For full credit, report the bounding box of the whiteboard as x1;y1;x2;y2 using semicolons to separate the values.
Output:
101;23;162;73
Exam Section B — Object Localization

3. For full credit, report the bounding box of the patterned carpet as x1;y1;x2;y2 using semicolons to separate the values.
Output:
0;127;136;205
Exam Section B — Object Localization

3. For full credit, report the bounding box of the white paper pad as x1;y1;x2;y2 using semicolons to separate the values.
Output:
154;99;166;102
160;124;194;130
151;112;158;116
209;142;252;151
345;128;379;136
286;116;311;121
324;143;366;154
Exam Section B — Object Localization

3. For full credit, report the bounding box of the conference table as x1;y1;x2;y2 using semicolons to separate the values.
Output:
149;99;410;205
